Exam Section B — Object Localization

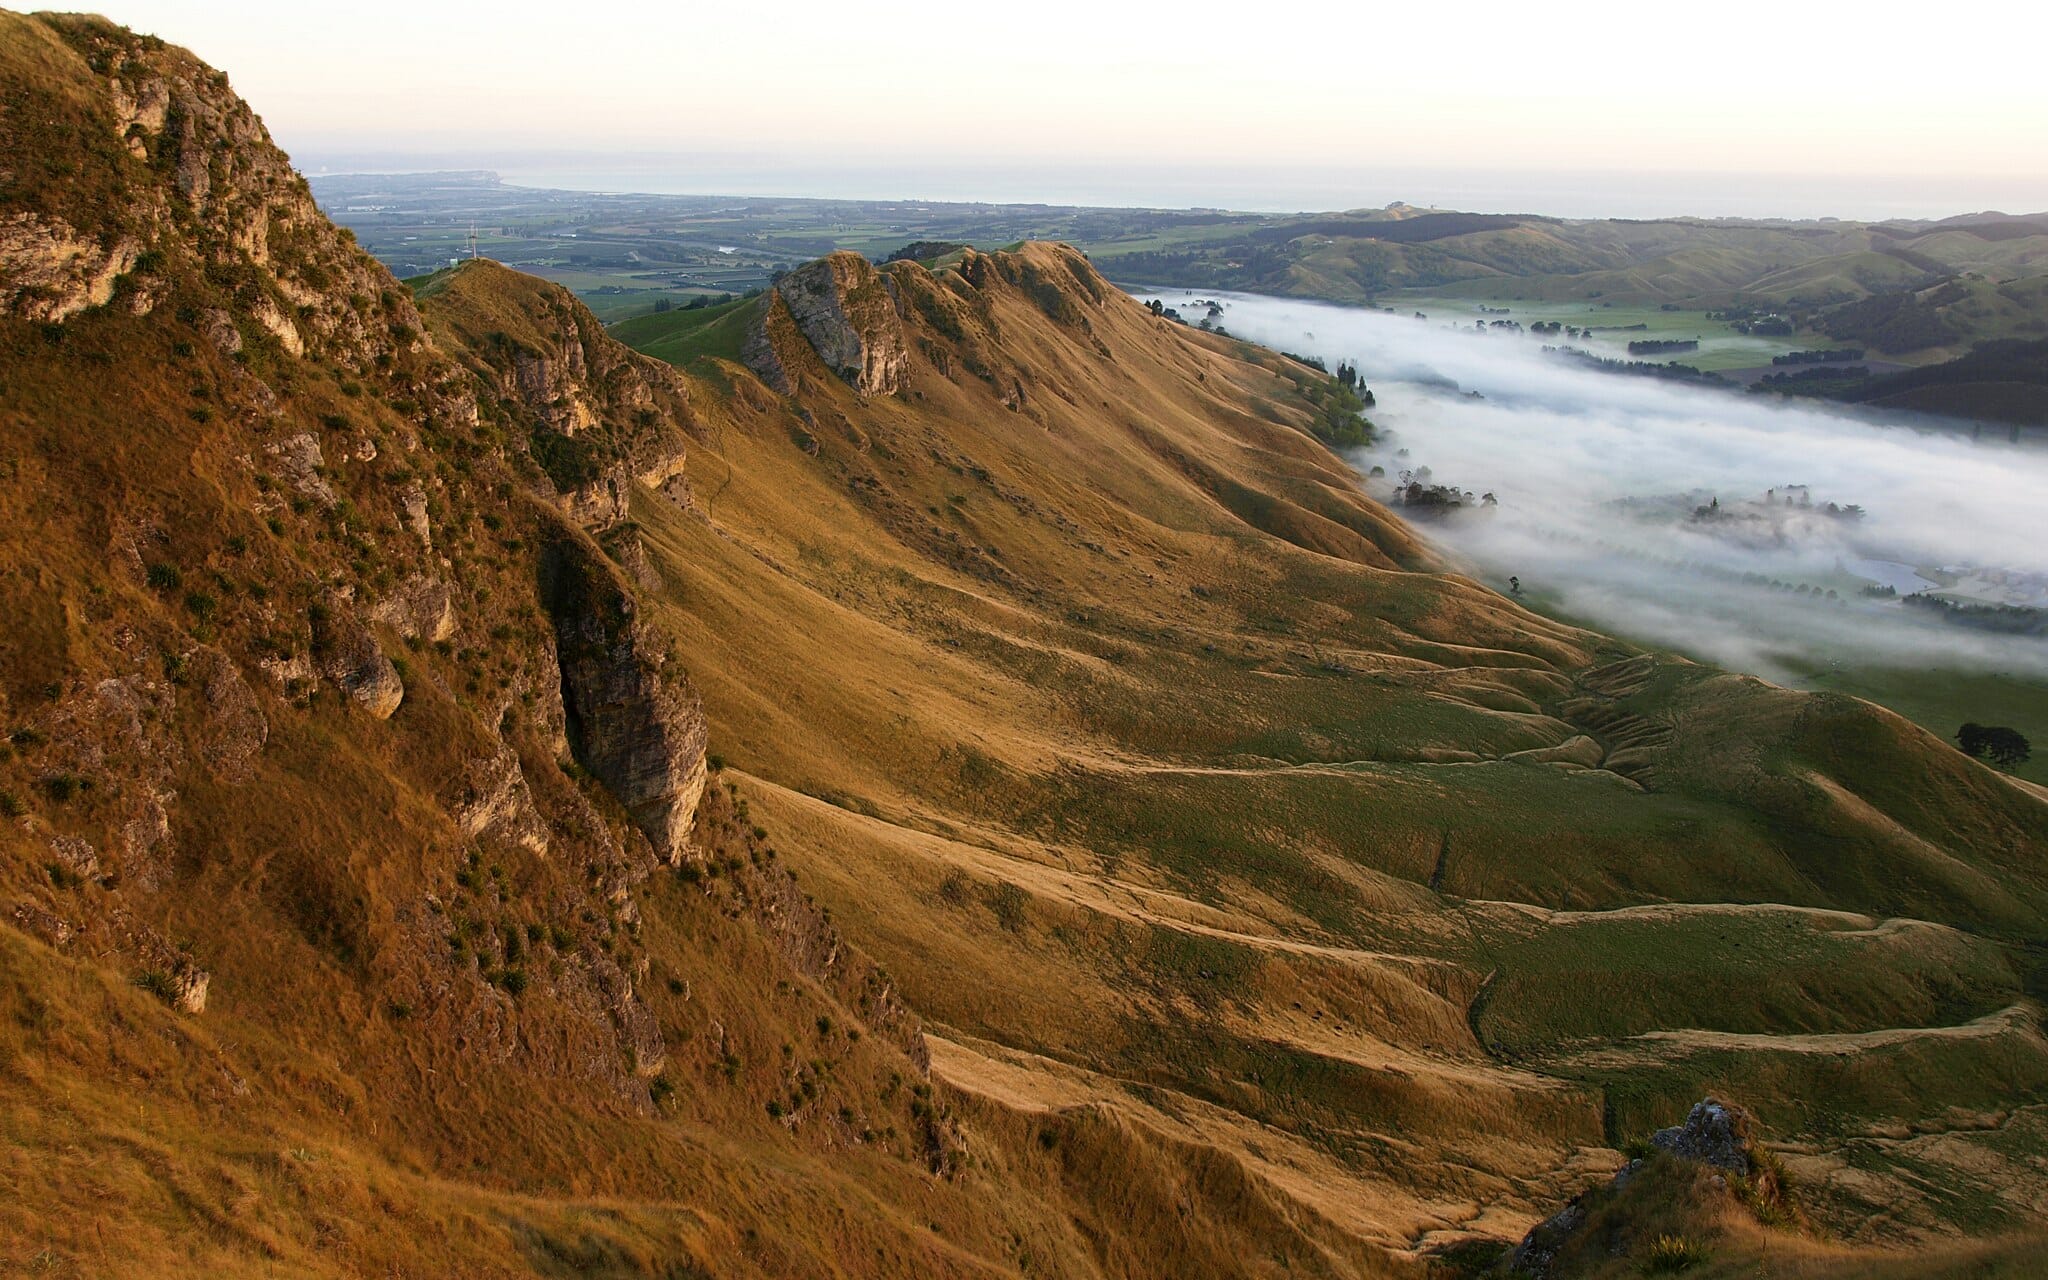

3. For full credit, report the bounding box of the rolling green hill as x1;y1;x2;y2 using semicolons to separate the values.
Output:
1091;208;2048;367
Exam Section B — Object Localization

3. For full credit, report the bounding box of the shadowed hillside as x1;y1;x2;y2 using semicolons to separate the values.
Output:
4;11;2048;1277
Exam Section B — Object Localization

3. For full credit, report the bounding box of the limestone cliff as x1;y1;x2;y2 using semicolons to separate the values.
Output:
745;250;909;396
542;534;708;868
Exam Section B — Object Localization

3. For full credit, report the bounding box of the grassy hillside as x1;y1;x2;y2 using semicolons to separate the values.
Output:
1091;210;2048;374
595;240;2048;1262
4;11;2048;1278
609;294;762;368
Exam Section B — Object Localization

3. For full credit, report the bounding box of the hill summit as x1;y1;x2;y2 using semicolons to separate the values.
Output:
3;11;2048;1277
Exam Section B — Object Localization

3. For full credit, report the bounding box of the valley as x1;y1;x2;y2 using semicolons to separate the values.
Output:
1144;289;2048;783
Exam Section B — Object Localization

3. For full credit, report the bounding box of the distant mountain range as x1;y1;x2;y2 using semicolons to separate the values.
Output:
1090;203;2048;356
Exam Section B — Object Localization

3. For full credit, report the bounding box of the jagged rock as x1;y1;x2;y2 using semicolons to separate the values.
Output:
1652;1097;1755;1174
399;484;432;547
453;741;549;854
314;603;404;719
371;574;457;643
417;261;693;532
265;432;336;508
603;525;664;592
45;833;100;881
749;251;908;397
201;307;242;354
257;652;315;688
11;902;74;946
188;646;267;779
543;536;707;866
118;788;173;872
1511;1098;1761;1275
165;964;210;1014
0;211;143;322
591;952;666;1078
561;469;632;530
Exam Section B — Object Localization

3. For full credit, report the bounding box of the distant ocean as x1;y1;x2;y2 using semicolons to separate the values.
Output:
293;152;2048;222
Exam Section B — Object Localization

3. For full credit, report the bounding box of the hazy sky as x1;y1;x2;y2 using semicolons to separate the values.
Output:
94;0;2048;218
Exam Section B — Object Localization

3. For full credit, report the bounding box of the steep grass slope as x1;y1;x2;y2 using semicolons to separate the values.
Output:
578;233;2048;1258
0;15;1388;1277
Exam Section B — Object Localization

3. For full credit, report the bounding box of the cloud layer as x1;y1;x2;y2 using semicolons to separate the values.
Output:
1143;291;2048;681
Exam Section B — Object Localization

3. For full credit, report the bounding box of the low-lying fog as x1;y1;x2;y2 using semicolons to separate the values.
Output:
1136;290;2048;682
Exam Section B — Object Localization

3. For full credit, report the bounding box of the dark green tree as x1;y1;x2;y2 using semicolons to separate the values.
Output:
1958;723;2032;769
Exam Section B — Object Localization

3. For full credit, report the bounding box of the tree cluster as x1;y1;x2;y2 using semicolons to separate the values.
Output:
1957;723;2032;768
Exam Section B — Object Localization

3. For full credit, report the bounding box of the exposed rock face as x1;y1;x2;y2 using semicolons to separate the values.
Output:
543;537;708;866
415;261;695;531
398;484;432;547
748;251;909;397
371;574;457;643
452;741;549;854
314;602;404;719
1651;1097;1755;1174
592;951;666;1077
0;211;143;321
265;433;337;508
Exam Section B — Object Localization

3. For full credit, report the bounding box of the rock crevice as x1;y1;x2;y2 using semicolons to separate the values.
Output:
541;534;708;867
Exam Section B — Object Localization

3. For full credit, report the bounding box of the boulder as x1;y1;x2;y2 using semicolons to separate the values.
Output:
314;602;404;719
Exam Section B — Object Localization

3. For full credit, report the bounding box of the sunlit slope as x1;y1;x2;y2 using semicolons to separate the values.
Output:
0;15;1465;1277
573;238;2048;1250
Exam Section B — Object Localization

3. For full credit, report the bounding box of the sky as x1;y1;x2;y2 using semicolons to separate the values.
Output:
93;0;2048;219
1148;289;2048;683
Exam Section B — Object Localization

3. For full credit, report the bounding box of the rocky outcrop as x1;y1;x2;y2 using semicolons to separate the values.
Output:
371;574;457;643
1651;1098;1755;1174
414;261;695;531
313;601;404;719
0;212;143;322
747;251;909;397
542;536;708;866
264;433;337;508
12;901;75;947
592;951;666;1077
1509;1097;1762;1276
133;926;211;1014
4;14;457;401
452;740;549;854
